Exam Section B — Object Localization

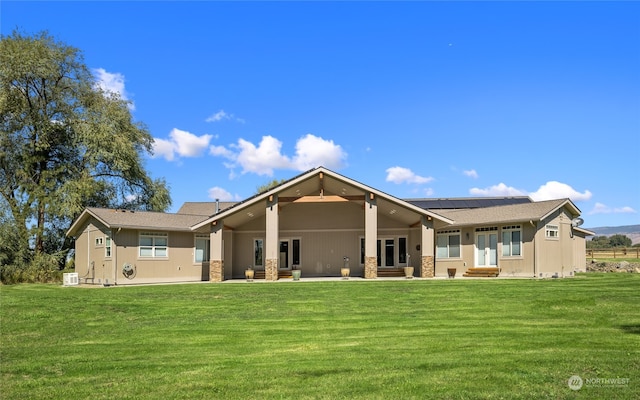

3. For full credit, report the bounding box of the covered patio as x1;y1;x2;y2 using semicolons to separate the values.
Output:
191;167;452;281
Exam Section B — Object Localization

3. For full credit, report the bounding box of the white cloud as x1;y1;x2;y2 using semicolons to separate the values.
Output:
151;128;213;161
93;68;134;110
588;202;637;215
151;138;177;161
205;109;245;124
210;134;347;176
209;145;235;159
234;136;292;176
469;183;527;197
529;181;592;202
206;110;230;122
385;166;434;184
470;180;593;202
463;169;478;179
292;134;346;171
207;186;242;201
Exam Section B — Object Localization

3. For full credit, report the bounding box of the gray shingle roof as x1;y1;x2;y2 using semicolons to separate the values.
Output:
434;198;572;227
85;208;208;231
176;202;237;216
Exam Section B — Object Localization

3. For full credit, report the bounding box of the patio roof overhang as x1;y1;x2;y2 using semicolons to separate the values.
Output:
191;166;453;231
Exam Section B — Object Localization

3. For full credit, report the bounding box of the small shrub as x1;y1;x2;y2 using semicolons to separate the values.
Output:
0;252;66;284
0;263;23;285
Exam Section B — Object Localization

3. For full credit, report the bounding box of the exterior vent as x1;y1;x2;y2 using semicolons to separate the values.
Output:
63;273;79;286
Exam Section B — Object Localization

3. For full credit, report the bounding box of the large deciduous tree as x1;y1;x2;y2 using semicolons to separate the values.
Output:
0;30;170;269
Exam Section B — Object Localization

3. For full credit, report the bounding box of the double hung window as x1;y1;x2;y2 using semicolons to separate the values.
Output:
139;232;168;258
436;230;461;258
195;234;210;262
502;226;522;257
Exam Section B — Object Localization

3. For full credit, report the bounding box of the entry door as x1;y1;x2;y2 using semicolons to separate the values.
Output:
377;239;395;267
476;233;498;267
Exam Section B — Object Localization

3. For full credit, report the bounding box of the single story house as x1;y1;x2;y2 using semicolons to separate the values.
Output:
66;166;594;285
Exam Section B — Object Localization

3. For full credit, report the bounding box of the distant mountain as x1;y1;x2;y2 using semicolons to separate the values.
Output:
585;225;640;245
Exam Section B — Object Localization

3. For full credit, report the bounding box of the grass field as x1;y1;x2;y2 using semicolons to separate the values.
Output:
1;274;639;399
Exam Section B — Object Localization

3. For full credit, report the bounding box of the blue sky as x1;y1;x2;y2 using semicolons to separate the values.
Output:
2;1;639;228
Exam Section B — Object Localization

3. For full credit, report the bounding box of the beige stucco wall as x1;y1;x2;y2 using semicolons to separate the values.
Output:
112;229;207;284
537;208;583;277
433;224;537;278
431;206;586;278
572;231;588;272
73;218;210;285
228;201;421;278
73;220;114;285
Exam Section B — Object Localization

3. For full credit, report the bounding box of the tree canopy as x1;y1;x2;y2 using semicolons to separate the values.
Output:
0;30;170;278
587;234;633;248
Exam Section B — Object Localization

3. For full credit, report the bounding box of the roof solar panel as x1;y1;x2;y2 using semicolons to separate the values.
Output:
406;197;531;210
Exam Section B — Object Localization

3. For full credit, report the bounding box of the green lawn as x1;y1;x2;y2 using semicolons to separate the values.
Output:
1;274;638;399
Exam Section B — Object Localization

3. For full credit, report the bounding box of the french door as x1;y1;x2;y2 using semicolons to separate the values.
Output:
279;239;301;269
476;233;498;267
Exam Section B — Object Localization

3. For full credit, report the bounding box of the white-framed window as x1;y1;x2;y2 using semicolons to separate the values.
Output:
502;225;522;257
436;230;461;258
546;224;559;239
105;236;112;258
95;237;104;247
139;232;168;258
195;234;210;263
254;239;264;267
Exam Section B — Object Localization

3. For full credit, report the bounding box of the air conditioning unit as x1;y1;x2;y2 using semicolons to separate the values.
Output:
63;272;79;286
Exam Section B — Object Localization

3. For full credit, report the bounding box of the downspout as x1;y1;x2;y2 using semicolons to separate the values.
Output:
113;228;117;285
530;220;537;278
87;226;90;278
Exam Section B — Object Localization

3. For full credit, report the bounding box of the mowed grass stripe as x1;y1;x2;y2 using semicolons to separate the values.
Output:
1;274;638;399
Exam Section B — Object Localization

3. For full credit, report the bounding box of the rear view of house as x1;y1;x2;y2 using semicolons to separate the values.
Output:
66;167;593;285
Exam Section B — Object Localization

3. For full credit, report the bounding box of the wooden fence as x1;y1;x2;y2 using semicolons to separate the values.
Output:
587;248;640;259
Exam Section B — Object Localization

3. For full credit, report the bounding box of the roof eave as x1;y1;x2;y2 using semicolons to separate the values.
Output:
66;209;111;237
443;218;537;229
540;199;581;221
191;167;454;230
573;227;596;236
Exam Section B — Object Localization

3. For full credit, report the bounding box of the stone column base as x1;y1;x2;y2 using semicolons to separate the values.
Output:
265;258;278;281
364;256;377;279
209;260;223;282
420;256;434;278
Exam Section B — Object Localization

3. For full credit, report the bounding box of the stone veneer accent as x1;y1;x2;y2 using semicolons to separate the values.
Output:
364;256;377;279
265;258;279;281
209;260;223;282
420;256;434;278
